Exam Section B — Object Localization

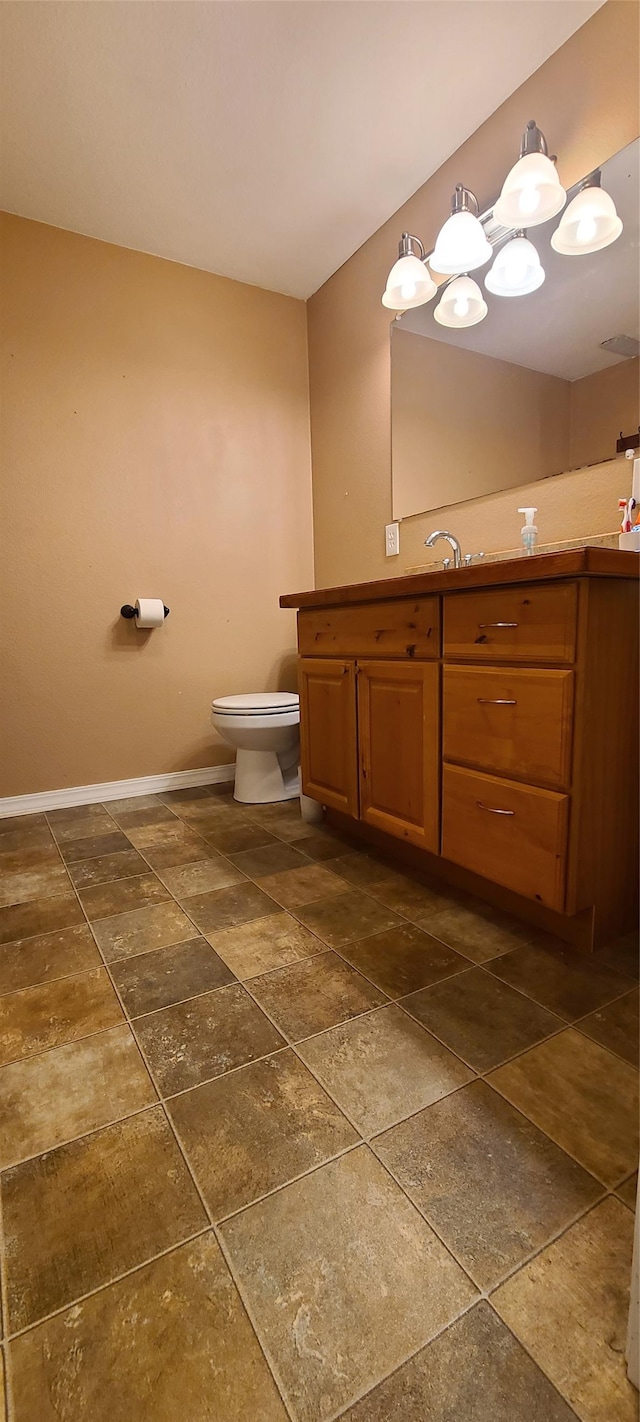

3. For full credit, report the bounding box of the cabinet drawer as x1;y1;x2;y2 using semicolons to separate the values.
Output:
298;598;439;659
442;765;568;910
444;582;577;663
443;666;574;789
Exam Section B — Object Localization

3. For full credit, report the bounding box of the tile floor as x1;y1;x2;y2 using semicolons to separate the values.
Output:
0;785;638;1422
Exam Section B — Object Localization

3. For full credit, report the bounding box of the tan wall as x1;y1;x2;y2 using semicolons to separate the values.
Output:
392;327;571;518
570;356;640;468
307;0;640;587
0;214;313;796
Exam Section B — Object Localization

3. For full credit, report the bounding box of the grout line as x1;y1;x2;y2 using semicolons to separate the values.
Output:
485;1066;635;1190
326;1290;500;1422
2;1340;14;1422
152;1040;293;1104
479;954;639;1021
486;1188;614;1297
4;1226;212;1343
211;1223;295;1421
570;988;639;1066
178;1132;362;1230
481;1301;584;1422
0;1015;143;1073
0;1097;162;1176
0;1152;10;1360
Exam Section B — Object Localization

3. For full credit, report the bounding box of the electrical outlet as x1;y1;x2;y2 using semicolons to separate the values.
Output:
385;521;400;557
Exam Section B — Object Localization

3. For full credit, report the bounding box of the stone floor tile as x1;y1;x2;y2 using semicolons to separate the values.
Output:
298;1004;473;1135
0;1025;156;1169
220;1147;476;1422
295;888;402;949
9;1234;288;1421
249;951;388;1040
488;1029;639;1186
341;1302;576;1422
2;1108;207;1331
91;900;194;963
489;940;636;1021
402;965;563;1072
374;1079;602;1289
576;989;639;1067
0;968;123;1066
168;1048;357;1218
133;982;285;1094
0;924;100;995
493;1198;637;1422
340;923;468;999
205;911;321;978
111;937;235;1016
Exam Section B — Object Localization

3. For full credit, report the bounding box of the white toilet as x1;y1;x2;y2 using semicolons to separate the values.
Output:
211;693;300;804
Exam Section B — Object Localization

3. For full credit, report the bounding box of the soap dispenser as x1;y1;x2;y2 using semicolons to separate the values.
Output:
518;507;538;556
619;450;640;551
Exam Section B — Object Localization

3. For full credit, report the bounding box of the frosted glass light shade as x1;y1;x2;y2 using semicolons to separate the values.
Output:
431;209;492;275
434;275;487;328
381;253;437;309
494;152;566;228
551;183;623;255
485;235;545;296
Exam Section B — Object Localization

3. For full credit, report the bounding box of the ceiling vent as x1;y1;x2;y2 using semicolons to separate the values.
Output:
600;335;640;360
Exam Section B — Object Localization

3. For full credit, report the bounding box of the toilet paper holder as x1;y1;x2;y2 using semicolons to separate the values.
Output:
120;604;170;620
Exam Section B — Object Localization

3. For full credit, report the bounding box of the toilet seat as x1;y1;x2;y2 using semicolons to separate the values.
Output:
211;693;299;717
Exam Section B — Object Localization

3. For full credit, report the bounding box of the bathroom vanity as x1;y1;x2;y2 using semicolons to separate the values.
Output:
281;548;639;951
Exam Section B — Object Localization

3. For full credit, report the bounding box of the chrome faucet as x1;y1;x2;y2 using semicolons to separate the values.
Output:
424;530;463;569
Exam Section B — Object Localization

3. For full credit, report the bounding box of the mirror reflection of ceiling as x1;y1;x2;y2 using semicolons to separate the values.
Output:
400;138;639;381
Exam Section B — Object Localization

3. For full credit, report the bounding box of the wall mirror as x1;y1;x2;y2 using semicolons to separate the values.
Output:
391;136;639;521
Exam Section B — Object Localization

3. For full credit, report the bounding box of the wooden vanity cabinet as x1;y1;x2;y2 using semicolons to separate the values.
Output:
297;600;440;852
284;550;639;950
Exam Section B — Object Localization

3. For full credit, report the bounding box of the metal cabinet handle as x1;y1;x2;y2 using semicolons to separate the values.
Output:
477;698;517;705
476;801;515;816
477;621;519;629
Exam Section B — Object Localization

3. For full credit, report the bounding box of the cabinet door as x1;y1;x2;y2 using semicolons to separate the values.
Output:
357;660;439;851
298;658;359;816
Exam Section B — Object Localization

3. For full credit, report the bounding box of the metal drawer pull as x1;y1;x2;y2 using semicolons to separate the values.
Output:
477;621;519;629
477;698;517;705
476;801;515;816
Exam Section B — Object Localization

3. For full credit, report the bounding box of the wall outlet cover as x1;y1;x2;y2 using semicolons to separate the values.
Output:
385;521;400;557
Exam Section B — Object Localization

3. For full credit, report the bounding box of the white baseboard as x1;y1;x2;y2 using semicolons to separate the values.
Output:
0;764;235;819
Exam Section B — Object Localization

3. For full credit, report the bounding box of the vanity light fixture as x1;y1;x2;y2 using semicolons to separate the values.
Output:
550;170;623;255
381;233;437;310
484;231;545;296
430;186;492;275
494;120;566;228
434;274;487;329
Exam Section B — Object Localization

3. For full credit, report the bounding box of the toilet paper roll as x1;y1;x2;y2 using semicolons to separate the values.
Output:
135;598;165;629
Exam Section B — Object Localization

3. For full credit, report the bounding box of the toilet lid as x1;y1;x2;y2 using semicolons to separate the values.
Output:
212;692;299;716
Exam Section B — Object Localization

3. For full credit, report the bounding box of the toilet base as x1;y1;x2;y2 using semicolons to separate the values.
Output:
233;748;300;804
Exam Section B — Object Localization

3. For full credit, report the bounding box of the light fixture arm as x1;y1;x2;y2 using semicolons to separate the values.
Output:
579;168;602;191
520;119;548;158
450;184;479;216
397;232;425;262
519;119;557;165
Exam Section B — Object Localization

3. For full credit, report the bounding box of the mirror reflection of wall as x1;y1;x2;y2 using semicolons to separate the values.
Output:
391;138;640;522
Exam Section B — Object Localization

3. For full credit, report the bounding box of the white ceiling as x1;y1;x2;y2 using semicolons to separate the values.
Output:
0;1;603;298
402;138;640;380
